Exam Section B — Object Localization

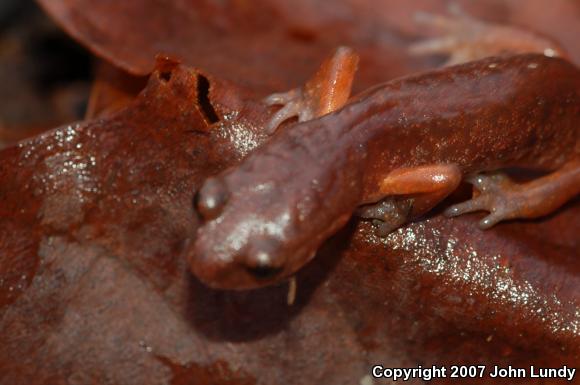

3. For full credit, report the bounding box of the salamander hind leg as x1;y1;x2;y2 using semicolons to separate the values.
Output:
408;5;565;66
359;164;462;236
263;46;359;134
445;160;580;229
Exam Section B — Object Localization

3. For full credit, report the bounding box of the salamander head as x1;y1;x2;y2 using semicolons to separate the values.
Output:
189;158;342;290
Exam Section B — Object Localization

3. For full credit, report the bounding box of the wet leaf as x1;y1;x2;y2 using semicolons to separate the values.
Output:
0;58;578;384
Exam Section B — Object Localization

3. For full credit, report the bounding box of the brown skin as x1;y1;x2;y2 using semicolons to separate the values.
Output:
191;54;580;290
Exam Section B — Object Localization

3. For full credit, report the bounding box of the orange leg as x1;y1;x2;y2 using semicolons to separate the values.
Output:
359;164;462;236
445;159;580;229
408;5;567;66
263;46;359;133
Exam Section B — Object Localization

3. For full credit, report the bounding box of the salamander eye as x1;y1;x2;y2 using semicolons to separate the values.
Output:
196;177;229;220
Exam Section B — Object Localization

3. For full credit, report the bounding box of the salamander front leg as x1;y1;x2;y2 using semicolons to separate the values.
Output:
264;46;359;134
445;159;580;229
359;164;462;236
408;5;566;65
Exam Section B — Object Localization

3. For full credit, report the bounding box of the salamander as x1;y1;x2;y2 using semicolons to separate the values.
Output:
189;51;580;290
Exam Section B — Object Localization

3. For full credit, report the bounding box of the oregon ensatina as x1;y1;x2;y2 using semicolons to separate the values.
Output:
189;51;580;290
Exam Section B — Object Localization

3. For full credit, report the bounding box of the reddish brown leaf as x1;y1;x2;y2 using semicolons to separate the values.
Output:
37;0;580;96
0;59;578;384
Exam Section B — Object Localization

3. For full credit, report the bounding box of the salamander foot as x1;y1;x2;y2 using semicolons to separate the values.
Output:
263;88;315;134
445;173;528;229
446;160;580;228
357;198;413;237
409;5;565;65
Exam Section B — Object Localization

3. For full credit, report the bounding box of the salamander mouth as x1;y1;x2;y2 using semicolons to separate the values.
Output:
244;264;284;280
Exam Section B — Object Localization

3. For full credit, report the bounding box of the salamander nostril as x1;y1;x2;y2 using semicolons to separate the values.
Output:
196;177;229;220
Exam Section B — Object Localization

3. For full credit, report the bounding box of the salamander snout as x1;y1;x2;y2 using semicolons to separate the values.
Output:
196;177;229;220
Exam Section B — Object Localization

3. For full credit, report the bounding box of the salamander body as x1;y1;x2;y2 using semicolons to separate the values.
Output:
191;54;580;289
